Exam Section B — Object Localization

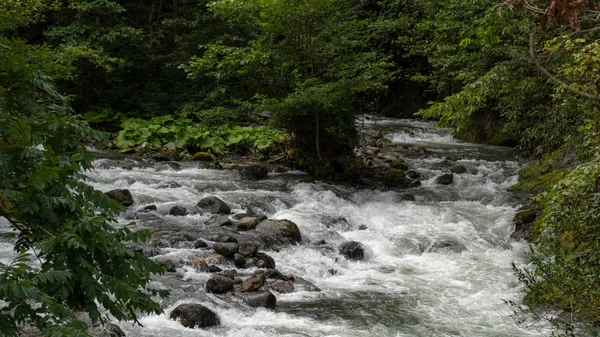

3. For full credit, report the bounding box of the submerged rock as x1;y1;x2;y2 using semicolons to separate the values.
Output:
197;196;231;214
239;165;269;180
238;290;277;309
105;189;133;206
339;241;366;261
427;240;466;253
170;304;220;328
169;206;187;216
435;173;454;185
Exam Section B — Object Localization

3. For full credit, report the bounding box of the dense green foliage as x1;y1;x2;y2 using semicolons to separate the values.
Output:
0;3;167;336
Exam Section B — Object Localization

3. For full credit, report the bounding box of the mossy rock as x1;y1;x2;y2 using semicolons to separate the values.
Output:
192;152;214;161
511;169;569;193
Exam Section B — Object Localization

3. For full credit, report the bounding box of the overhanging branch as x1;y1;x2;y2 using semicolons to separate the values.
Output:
529;31;600;101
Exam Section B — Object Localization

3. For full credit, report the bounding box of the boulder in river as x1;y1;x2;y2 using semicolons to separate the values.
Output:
253;252;276;269
450;165;467;174
169;206;187;216
435;173;454;185
268;279;295;293
238;241;261;258
170;304;220;328
154;257;178;272
105;189;133;206
239;164;269;180
212;242;239;257
237;217;262;231
192;152;214;161
238;290;277;309
233;253;247;268
255;219;301;245
100;323;126;337
197;196;231;214
206;275;234;294
428;239;466;253
239;273;266;292
188;257;210;272
339;241;366;261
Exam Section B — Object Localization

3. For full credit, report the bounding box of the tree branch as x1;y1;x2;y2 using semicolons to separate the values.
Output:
529;31;600;101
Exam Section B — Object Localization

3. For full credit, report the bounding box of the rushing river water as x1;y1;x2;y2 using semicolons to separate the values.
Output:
0;118;550;337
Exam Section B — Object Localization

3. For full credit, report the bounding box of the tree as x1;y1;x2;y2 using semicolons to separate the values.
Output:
0;3;167;336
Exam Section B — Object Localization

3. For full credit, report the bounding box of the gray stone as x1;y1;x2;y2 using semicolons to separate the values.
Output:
339;241;365;261
239;241;261;258
239;273;266;292
255;219;301;245
170;304;220;328
268;279;295;293
450;165;467;174
239;165;269;180
253;252;276;269
238;290;276;309
233;253;247;268
206;275;234;294
169;206;187;216
435;173;454;185
237;217;262;231
197;196;231;214
154;257;178;272
212;242;239;257
105;189;133;206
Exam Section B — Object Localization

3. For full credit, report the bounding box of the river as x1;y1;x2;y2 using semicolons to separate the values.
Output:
0;117;550;336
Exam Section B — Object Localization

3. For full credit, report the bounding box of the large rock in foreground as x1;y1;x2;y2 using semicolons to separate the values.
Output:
197;196;231;214
105;189;133;206
170;304;220;328
255;219;301;245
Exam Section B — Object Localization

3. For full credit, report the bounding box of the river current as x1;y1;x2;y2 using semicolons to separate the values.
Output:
0;118;550;336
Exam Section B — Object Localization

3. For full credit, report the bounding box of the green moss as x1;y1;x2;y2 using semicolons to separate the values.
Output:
511;168;569;192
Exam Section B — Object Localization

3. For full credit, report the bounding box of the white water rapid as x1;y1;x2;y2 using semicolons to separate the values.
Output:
0;118;550;337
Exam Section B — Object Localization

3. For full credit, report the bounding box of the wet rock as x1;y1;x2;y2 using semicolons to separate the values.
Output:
445;154;462;161
144;204;158;211
358;224;368;230
233;253;247;268
325;217;351;230
268;279;295;293
194;239;208;249
365;129;383;140
253;252;276;269
132;245;162;257
205;254;228;266
435;173;454;185
237;217;262;231
192;152;214;161
404;145;427;154
154;257;178;272
239;241;261;258
292;276;321;292
188;257;210;272
169;206;187;216
339;241;366;261
158;181;182;189
164;161;182;170
376;137;393;148
405;169;421;180
428;240;466;253
170;303;220;328
265;269;293;281
390;160;409;171
238;290;276;309
105;189;133;206
450;165;467;174
239;165;269;180
206;275;234;294
511;203;540;241
193;183;214;192
397;193;416;202
212;242;239;257
206;215;233;227
255;219;302;245
197;196;231;214
209;161;223;169
432;160;454;171
208;265;222;273
100;323;125;337
240;273;266;292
